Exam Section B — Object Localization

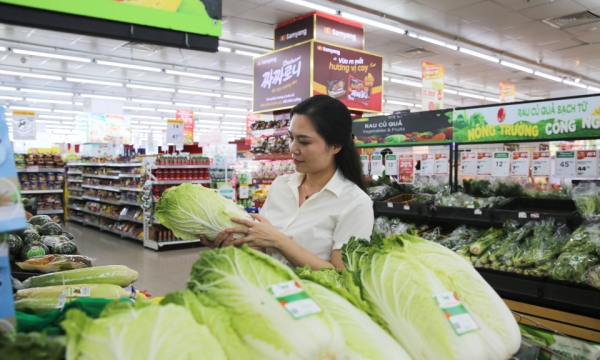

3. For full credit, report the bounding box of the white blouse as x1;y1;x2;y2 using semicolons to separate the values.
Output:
260;169;374;268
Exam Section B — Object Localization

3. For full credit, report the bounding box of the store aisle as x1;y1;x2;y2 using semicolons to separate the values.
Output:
64;222;207;297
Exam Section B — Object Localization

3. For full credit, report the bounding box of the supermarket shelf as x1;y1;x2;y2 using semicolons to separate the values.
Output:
68;196;83;200
67;171;82;175
120;217;144;224
17;168;64;173
67;187;83;192
68;205;143;223
118;173;142;178
100;225;143;241
153;165;210;169
81;195;120;205
119;187;144;192
158;239;201;247
82;174;120;180
119;200;142;207
253;154;293;161
68;179;83;183
82;184;120;192
37;209;64;215
67;215;84;223
67;163;143;167
152;180;211;185
21;189;63;194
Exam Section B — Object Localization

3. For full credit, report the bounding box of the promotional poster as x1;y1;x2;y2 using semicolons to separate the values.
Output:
422;61;444;110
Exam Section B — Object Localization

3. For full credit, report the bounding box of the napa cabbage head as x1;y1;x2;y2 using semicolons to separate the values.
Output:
61;301;226;360
155;183;252;240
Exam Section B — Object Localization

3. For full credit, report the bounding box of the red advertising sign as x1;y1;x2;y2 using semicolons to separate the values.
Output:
246;113;261;145
312;41;383;113
274;15;314;50
176;110;194;145
398;154;414;184
315;15;364;50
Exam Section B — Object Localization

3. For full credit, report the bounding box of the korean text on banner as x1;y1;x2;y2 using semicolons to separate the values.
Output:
12;110;36;140
176;110;194;145
499;82;515;103
422;61;444;110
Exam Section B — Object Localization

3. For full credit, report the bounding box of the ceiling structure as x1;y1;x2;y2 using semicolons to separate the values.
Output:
0;0;599;142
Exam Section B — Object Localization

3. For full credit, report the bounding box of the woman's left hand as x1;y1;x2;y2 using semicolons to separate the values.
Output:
223;214;284;249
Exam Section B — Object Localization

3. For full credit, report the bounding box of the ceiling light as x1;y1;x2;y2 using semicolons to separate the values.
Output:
26;98;72;105
132;125;149;129
165;70;220;80
156;109;176;113
178;89;221;97
95;60;161;72
223;77;253;84
0;46;5;51
218;47;231;52
459;48;499;63
35;120;60;124
197;112;223;117
341;12;405;34
126;84;175;92
390;78;422;87
283;0;336;14
12;48;91;62
386;99;414;107
131;115;162;119
174;102;212;109
458;91;485;100
0;86;16;91
500;61;534;74
223;114;248;119
410;33;454;49
123;105;155;111
21;88;73;96
414;104;423;108
534;71;563;82
223;94;252;100
53;110;81;114
139;121;164;125
197;120;221;125
40;115;74;120
10;106;51;112
588;86;600;93
0;95;23;101
235;50;261;57
443;89;458;95
135;99;172;105
485;97;501;102
563;80;588;89
74;102;83;106
66;77;122;86
0;70;62;80
151;126;166;129
383;76;390;81
81;94;126;101
215;106;247;112
132;129;151;133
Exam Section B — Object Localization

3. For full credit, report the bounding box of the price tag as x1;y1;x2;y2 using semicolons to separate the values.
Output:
511;151;530;177
387;202;393;208
474;209;482;215
167;119;184;144
434;292;479;336
65;286;91;297
26;165;39;172
385;155;398;176
403;204;410;210
435;153;449;175
460;152;477;175
239;185;249;199
371;155;383;175
476;152;492;176
532;151;550;177
420;154;435;176
268;281;322;319
576;150;598;178
518;212;527;219
466;204;475;209
492;152;510;177
360;155;370;176
56;293;67;309
555;151;576;178
397;154;415;184
531;213;540;219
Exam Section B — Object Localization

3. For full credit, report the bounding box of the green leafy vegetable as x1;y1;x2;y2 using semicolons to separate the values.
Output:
0;331;65;360
584;265;600;290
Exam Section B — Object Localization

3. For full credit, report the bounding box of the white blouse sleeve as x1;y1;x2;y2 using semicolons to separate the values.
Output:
332;193;374;250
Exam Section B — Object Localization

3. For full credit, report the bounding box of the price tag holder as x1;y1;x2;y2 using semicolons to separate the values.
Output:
239;185;249;199
518;212;527;219
531;213;540;219
576;150;598;178
476;152;492;176
167;119;184;144
403;204;410;210
360;155;370;176
385;155;398;176
56;293;67;309
474;209;482;215
434;292;479;336
420;154;434;176
65;286;91;297
511;151;530;177
466;205;475;209
26;165;39;172
461;152;477;175
387;202;393;208
268;281;322;319
555;151;576;178
532;151;551;177
435;153;449;175
397;154;415;184
371;155;383;175
492;152;510;177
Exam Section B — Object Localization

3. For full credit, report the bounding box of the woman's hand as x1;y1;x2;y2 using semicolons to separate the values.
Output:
222;214;284;250
198;231;235;249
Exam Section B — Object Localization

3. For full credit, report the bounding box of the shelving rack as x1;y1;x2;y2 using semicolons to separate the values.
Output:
17;165;66;222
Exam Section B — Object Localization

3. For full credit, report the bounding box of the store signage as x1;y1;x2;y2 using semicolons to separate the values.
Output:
245;114;261;145
167;119;184;144
0;0;222;37
252;41;312;113
461;152;477;175
315;15;364;50
12;110;36;140
360;155;370;175
385;154;398;176
532;151;550;177
492;152;510;177
420;154;434;175
397;154;414;184
88;114;132;144
312;41;383;112
274;15;314;50
576;150;598;178
555;151;576;178
477;152;493;176
435;153;449;175
453;95;600;143
176;110;194;145
511;151;530;177
499;81;515;103
352;110;453;147
422;61;444;110
371;154;382;175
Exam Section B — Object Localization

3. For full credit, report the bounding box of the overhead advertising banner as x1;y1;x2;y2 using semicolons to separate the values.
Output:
0;0;221;37
245;113;261;145
352;110;453;147
252;41;312;113
12;110;36;140
274;14;364;50
176;110;194;145
313;41;383;113
453;95;600;143
422;61;444;110
88;113;132;144
500;82;516;103
315;15;364;50
274;15;314;50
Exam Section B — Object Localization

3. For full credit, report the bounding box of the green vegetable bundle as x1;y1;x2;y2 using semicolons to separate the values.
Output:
584;265;600;290
572;182;600;217
561;219;600;255
551;252;599;283
469;228;503;255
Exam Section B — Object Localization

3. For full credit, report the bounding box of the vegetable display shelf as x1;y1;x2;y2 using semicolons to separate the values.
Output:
82;174;120;180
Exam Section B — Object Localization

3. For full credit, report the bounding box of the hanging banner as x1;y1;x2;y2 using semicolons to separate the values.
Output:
166;119;184;144
499;82;515;103
88;113;132;144
461;152;477;175
422;61;444;110
555;151;576;178
576;150;598;178
511;151;530;177
435;153;449;175
12;110;36;140
397;154;414;184
477;152;493;176
420;154;434;175
176;110;194;145
246;113;261;146
532;151;551;177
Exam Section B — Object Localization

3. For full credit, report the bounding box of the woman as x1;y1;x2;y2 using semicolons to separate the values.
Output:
199;95;374;270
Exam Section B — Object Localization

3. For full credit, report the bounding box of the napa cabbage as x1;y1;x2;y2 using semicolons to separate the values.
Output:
155;183;252;240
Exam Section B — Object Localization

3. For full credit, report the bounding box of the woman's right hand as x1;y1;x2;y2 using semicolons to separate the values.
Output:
198;231;234;249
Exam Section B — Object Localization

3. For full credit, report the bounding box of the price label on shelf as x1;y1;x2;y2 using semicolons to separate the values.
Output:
532;151;550;177
385;155;398;176
360;155;370;176
403;204;410;210
167;119;184;144
420;154;434;176
461;152;477;175
555;151;576;178
576;150;598;178
476;152;492;176
511;151;530;177
26;165;39;172
371;155;382;175
398;154;415;184
239;185;249;199
492;152;510;177
435;153;449;175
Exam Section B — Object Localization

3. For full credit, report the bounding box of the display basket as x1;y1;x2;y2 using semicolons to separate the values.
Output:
512;312;576;360
494;198;578;226
374;193;431;218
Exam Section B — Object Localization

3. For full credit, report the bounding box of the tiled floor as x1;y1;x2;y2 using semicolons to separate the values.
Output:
64;222;208;297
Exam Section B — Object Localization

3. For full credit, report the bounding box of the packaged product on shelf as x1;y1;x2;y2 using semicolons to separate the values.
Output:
16;254;96;273
15;265;138;289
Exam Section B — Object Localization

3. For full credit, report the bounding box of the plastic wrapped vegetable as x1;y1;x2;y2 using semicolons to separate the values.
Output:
38;222;63;236
493;221;536;263
572;182;600;216
551;252;599;283
28;215;53;226
15;265;138;289
517;219;557;267
525;224;570;267
20;241;50;261
469;227;503;255
562;219;600;254
368;185;400;201
16;254;95;273
438;225;480;252
584;265;600;290
8;234;23;261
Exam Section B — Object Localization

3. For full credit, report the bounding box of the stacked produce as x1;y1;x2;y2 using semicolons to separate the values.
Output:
462;178;571;199
435;192;506;209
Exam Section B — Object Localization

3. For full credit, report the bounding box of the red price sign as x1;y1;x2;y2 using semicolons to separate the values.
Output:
398;154;414;184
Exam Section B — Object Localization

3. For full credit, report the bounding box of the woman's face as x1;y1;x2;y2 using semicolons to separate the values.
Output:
289;114;340;174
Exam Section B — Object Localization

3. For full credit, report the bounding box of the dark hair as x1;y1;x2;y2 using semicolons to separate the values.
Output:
290;95;367;193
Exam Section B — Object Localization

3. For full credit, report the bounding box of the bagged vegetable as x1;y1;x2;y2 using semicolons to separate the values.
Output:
15;265;138;289
16;255;95;273
584;265;600;290
551;252;599;283
562;219;600;254
572;182;600;217
368;185;400;201
469;227;503;255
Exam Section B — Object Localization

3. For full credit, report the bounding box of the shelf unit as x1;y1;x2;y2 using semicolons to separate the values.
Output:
82;184;121;191
37;209;64;215
18;165;66;223
22;189;63;194
81;195;121;205
119;173;142;178
119;187;144;192
82;174;120;180
152;180;211;185
17;168;64;173
153;165;210;169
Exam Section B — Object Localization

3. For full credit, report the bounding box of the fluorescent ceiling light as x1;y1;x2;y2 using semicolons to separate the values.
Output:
53;110;81;114
500;61;533;74
135;99;172;105
485;97;501;103
410;33;454;49
10;106;51;112
45;125;74;129
0;95;23;101
156;109;176;113
236;50;261;57
95;60;161;72
66;77;122;86
283;0;336;14
386;99;414;107
74;102;83;106
218;47;231;52
0;70;61;80
123;105;155;111
459;48;499;63
0;46;5;51
458;92;485;100
223;114;247;119
126;84;175;92
178;89;221;97
341;12;405;34
21;88;73;96
223;77;253;84
139;121;164;125
26;98;72;105
390;78;422;87
35;120;60;124
165;70;220;80
131;115;162;119
0;86;16;91
223;94;252;100
197;120;221;125
383;76;390;81
215;106;247;112
414;104;423;108
12;48;91;62
588;86;600;93
443;89;458;95
534;71;563;82
197;112;223;117
174;102;212;109
40;115;74;120
563;80;588;89
81;94;126;101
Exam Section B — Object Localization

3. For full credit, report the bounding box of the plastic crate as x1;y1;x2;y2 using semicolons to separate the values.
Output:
494;198;577;225
427;204;494;224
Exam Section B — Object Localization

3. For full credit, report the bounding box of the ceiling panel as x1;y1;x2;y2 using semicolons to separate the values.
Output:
519;0;588;20
472;13;533;31
222;0;261;17
414;0;486;13
448;1;510;22
490;0;561;11
574;0;600;8
386;2;440;22
499;21;555;40
342;0;414;14
445;23;492;39
537;38;587;52
519;28;573;45
416;13;465;31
